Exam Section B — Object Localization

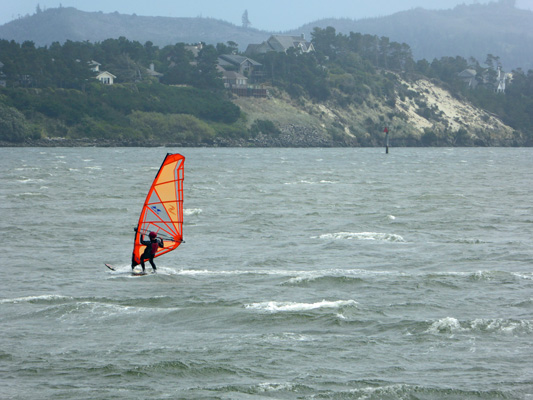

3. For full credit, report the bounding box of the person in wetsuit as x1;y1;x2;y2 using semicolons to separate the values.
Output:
139;231;163;273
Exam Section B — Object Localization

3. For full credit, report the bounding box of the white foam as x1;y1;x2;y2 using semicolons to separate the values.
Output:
286;268;400;284
512;272;533;280
244;299;358;312
470;318;533;334
184;208;202;216
256;382;298;393
425;317;464;334
426;317;533;335
316;231;405;242
0;294;71;304
284;179;335;185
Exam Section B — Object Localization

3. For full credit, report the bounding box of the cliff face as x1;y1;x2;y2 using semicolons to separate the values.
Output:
233;78;518;147
393;78;515;145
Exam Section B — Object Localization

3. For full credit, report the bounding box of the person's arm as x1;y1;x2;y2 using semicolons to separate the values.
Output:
139;234;150;246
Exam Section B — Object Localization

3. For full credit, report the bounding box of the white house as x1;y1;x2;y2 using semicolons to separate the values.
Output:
88;60;101;72
96;71;116;85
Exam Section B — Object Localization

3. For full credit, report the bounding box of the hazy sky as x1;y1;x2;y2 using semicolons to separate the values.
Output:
3;0;533;30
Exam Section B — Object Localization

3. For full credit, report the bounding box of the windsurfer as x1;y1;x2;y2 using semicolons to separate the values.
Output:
138;231;164;273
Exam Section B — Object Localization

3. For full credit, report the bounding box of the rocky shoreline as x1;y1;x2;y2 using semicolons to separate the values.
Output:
0;125;355;148
1;124;529;148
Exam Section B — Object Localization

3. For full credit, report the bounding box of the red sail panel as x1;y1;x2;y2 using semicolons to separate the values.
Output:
132;153;184;266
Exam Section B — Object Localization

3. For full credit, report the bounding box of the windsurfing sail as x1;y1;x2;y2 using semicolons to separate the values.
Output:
131;153;184;266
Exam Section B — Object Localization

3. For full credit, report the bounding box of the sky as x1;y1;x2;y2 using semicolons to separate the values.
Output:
3;0;533;30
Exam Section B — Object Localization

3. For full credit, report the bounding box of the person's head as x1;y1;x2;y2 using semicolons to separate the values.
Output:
149;231;157;239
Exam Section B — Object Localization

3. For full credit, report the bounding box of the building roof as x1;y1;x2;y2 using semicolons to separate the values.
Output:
96;71;116;79
219;54;262;67
458;69;477;78
246;34;314;55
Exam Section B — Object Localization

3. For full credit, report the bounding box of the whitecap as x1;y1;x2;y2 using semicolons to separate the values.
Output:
316;231;405;242
425;317;464;334
470;318;533;334
285;268;399;284
512;272;533;280
0;294;71;304
184;208;202;216
256;382;298;393
244;299;358;312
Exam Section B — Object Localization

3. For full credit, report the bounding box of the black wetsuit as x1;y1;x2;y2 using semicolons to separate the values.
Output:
139;235;163;272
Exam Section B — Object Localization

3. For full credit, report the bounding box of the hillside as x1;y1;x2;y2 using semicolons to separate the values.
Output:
0;2;532;70
233;78;518;147
0;7;270;48
1;26;531;148
291;1;533;70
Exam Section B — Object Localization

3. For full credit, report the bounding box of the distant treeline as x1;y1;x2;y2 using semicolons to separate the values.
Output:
0;30;532;145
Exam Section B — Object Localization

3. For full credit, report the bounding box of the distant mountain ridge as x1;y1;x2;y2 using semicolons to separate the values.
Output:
0;7;271;49
289;1;533;70
0;2;532;70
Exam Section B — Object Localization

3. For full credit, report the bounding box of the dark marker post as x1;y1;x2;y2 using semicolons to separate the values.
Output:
384;127;389;154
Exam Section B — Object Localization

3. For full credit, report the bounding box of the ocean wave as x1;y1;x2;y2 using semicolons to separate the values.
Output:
9;192;49;198
314;383;508;400
0;294;72;304
256;382;308;393
453;238;485;244
16;178;45;184
425;317;533;335
104;266;533;289
316;232;406;242
424;270;532;282
284;179;337;185
244;299;358;313
284;269;396;285
184;208;202;216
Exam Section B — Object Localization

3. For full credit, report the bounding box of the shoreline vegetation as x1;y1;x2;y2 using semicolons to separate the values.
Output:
1;27;532;147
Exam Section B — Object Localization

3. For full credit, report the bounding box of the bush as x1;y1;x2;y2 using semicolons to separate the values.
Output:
128;111;215;143
0;103;29;142
249;119;281;138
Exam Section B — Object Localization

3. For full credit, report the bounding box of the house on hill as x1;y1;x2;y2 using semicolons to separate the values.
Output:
245;34;314;55
185;43;203;58
96;71;116;85
218;64;267;98
458;69;478;88
217;54;263;83
88;60;101;72
221;69;248;88
145;63;163;81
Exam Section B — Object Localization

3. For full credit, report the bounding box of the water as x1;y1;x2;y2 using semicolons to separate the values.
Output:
1;147;532;399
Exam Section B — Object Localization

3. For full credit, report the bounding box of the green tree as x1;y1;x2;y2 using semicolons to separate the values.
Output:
194;45;223;90
0;103;29;142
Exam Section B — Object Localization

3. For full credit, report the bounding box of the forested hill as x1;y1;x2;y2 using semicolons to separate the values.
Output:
291;1;533;71
1;1;532;70
1;33;532;148
0;6;270;49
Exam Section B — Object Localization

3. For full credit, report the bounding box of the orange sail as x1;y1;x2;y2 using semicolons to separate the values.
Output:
131;153;184;266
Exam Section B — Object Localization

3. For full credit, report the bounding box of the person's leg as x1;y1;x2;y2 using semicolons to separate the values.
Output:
149;257;157;272
140;257;146;272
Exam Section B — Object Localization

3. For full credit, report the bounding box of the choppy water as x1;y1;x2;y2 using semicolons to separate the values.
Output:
1;147;532;399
